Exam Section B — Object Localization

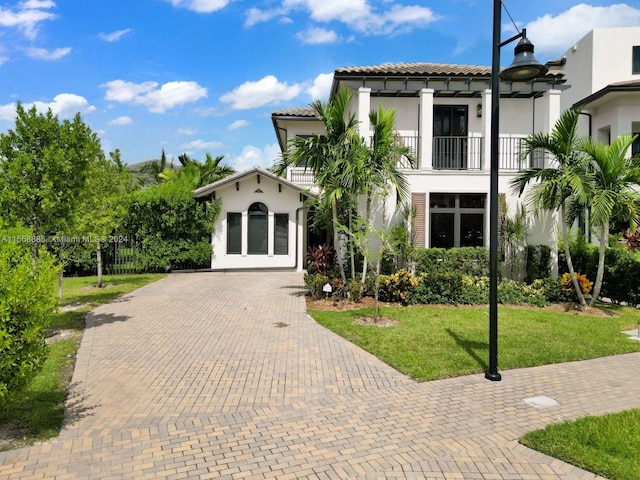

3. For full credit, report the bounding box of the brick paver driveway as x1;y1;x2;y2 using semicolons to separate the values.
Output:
1;272;639;479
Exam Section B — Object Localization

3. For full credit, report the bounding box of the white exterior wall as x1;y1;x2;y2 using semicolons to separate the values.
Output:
210;174;307;270
561;27;640;112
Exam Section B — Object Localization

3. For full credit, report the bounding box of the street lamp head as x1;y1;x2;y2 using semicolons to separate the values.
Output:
500;29;549;81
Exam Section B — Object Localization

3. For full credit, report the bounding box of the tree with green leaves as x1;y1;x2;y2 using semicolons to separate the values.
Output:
358;105;414;281
510;108;590;306
161;152;235;189
274;89;365;281
0;103;103;261
77;150;135;287
578;134;640;306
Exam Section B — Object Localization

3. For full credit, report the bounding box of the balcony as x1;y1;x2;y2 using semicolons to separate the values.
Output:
287;135;545;184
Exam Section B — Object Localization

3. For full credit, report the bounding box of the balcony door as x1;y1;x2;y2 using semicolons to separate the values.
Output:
433;106;468;169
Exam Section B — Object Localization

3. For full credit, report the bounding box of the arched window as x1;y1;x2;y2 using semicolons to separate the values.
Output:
248;202;268;254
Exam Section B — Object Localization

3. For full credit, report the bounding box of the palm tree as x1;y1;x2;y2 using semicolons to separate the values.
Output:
578;134;640;306
161;153;235;189
139;148;174;184
358;105;415;281
273;89;364;281
510;108;590;306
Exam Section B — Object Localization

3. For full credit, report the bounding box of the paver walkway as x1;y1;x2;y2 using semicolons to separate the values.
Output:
1;272;639;479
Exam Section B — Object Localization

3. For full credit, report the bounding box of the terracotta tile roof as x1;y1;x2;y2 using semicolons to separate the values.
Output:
334;62;492;77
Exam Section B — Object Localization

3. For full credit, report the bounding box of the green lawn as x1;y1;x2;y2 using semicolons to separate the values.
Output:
0;273;166;451
520;409;640;480
309;304;640;381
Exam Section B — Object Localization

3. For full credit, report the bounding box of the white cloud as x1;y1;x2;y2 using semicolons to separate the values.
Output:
296;27;338;44
108;116;132;126
101;79;207;113
177;127;196;135
0;55;8;66
0;103;17;121
29;93;96;118
26;46;71;60
179;139;224;151
526;4;640;55
227;119;250;131
230;143;280;170
220;75;302;110
307;72;333;101
168;0;229;13
0;0;56;39
251;0;438;36
99;28;132;42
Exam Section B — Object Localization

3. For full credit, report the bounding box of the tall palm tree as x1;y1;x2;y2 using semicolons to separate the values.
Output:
510;108;590;306
358;105;415;281
273;89;364;281
578;134;640;306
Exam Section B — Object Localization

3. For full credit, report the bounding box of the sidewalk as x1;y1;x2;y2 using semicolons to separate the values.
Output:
0;271;637;479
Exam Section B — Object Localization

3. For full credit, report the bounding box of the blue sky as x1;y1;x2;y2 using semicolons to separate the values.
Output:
0;0;639;170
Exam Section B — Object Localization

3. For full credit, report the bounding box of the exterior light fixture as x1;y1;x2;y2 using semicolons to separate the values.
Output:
487;4;548;382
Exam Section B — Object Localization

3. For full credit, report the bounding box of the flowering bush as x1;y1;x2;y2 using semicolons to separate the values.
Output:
560;272;593;301
380;269;418;304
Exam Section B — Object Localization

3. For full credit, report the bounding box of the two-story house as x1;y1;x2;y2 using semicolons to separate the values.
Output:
196;27;640;272
272;63;566;266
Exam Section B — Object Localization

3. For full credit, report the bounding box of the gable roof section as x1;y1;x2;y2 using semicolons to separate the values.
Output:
573;80;640;109
193;166;315;199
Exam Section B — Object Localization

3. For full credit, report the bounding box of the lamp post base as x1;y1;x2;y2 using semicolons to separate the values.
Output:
485;371;502;381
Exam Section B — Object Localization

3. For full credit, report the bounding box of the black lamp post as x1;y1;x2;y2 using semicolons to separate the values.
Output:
486;0;548;382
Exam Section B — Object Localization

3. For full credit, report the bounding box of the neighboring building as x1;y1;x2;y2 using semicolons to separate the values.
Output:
556;27;640;155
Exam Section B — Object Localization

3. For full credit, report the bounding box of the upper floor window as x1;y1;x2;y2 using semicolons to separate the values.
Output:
633;46;640;75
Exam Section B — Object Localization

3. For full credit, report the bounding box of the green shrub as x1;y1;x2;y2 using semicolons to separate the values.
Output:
304;272;329;300
414;247;489;277
413;272;465;305
602;247;640;306
525;244;551;283
460;276;489;304
0;236;59;402
346;279;366;302
380;269;418;305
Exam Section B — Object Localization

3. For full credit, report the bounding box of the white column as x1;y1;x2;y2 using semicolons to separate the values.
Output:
357;87;371;142
419;88;434;170
481;89;492;172
543;89;562;166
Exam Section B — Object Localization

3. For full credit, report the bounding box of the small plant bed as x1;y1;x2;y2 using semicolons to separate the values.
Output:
520;409;640;480
0;273;166;452
307;302;640;381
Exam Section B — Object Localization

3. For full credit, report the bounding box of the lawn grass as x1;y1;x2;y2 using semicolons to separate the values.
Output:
308;304;640;381
0;273;166;451
520;409;640;480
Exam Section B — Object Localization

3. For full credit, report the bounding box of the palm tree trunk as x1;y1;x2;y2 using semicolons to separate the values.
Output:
348;201;355;280
561;202;587;306
332;201;346;282
374;255;381;322
360;195;372;283
590;223;608;307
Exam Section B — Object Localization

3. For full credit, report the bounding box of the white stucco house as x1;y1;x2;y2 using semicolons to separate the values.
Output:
194;167;313;270
197;26;640;272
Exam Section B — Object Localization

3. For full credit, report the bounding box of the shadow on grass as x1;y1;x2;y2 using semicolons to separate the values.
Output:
446;328;489;371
